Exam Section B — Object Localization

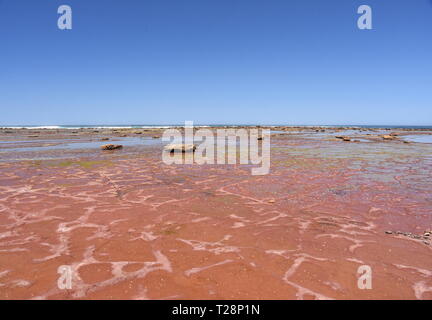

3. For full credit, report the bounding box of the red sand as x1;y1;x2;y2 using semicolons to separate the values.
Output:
0;131;431;299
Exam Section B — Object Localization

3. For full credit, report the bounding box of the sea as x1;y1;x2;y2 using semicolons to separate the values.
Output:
1;125;432;130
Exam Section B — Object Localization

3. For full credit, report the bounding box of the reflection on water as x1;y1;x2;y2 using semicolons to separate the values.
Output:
0;137;162;153
0;139;80;145
403;135;432;144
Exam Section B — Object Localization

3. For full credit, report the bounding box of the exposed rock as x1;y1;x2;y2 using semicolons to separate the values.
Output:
164;144;196;153
101;144;123;150
100;138;110;141
382;135;396;140
386;230;431;245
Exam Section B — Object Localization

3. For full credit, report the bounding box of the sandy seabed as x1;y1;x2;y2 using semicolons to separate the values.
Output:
0;127;431;300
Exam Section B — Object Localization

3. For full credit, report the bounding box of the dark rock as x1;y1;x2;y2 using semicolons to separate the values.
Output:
101;144;123;150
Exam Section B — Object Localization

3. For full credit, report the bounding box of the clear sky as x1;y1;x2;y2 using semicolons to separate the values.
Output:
0;0;431;126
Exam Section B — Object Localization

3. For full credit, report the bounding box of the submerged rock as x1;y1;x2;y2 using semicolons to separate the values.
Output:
101;144;123;150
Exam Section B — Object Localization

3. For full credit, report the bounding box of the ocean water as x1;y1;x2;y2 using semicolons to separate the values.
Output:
1;124;432;129
0;125;178;129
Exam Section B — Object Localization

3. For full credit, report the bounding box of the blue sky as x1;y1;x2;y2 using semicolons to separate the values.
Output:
0;0;431;125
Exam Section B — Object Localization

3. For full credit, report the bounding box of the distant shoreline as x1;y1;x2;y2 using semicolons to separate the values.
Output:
1;125;432;130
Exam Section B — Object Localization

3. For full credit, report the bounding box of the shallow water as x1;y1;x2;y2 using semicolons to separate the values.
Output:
0;130;431;299
0;139;81;145
0;137;162;153
403;135;432;144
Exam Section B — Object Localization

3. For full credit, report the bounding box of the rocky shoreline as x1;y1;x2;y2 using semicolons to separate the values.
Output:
0;125;431;299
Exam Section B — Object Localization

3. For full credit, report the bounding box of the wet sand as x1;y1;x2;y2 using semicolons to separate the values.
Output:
0;127;431;299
